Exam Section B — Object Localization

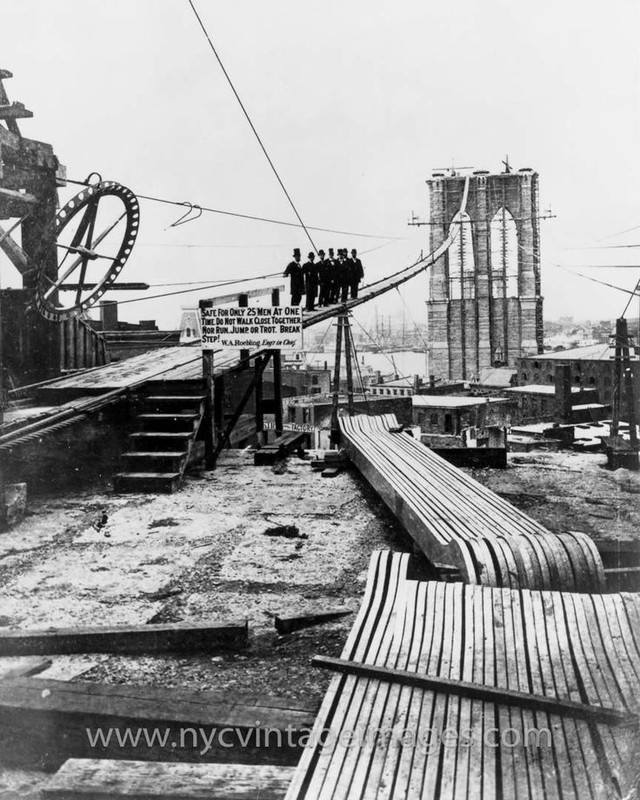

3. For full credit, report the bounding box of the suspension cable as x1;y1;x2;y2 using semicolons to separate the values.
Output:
186;0;317;253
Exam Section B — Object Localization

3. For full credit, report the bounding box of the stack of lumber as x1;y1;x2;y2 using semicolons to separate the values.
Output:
339;414;605;591
254;432;308;466
285;550;640;799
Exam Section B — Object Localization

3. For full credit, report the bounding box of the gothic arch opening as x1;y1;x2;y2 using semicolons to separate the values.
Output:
448;211;475;299
490;207;518;297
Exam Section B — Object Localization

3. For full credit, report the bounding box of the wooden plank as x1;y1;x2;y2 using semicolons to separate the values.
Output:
0;101;32;119
436;582;465;799
274;608;353;635
0;620;248;656
0;221;29;273
490;587;518;799
43;759;295;799
0;656;52;680
205;285;285;307
311;656;637;727
0;678;317;768
0;186;38;204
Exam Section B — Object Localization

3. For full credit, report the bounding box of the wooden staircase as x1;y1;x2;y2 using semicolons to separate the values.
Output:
114;390;206;494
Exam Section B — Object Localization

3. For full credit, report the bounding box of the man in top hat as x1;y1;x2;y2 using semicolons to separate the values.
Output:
349;248;364;299
302;251;318;311
328;248;339;304
283;248;304;306
316;249;330;307
339;249;351;303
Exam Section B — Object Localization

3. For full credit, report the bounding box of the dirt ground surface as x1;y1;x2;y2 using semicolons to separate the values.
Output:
1;446;639;797
466;450;640;546
0;451;407;798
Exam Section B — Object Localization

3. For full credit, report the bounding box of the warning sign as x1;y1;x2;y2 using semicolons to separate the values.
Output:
200;306;303;350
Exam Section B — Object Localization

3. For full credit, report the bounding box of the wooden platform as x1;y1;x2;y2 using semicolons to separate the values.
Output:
339;414;605;591
43;760;295;799
285;550;640;800
0;678;318;768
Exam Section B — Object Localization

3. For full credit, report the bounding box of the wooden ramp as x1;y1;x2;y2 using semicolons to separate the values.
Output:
339;414;605;591
285;551;640;800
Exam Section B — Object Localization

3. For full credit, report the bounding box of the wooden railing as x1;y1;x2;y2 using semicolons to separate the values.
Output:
59;316;109;372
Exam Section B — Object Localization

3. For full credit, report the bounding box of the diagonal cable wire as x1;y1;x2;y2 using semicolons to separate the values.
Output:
186;0;318;253
65;178;404;241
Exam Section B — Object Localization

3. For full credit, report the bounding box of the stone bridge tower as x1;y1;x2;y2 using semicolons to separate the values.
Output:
426;168;544;381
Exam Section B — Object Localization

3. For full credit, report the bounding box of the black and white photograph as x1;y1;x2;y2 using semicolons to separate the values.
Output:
0;1;638;798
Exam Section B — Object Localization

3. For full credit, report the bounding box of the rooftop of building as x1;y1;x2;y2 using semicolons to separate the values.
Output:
505;385;598;396
371;376;417;388
525;344;639;362
477;367;517;388
286;393;404;407
412;395;509;409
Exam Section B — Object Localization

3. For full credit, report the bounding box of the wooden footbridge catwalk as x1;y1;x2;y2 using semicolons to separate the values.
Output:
339;414;605;592
285;550;640;800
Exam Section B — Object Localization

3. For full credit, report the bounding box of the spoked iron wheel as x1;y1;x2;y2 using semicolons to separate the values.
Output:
35;180;140;321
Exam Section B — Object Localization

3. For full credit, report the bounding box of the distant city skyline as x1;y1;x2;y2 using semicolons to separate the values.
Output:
0;1;638;329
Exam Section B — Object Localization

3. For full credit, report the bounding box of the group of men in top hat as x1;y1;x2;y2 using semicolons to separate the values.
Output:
283;247;364;311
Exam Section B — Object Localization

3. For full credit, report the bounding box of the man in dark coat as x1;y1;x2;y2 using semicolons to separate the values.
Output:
316;249;330;307
302;251;318;311
349;248;364;299
339;249;351;303
328;248;339;304
283;248;304;306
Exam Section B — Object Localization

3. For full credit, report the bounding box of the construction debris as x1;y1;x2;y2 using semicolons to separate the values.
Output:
0;620;248;657
263;524;306;540
274;608;353;635
43;760;295;800
0;678;318;768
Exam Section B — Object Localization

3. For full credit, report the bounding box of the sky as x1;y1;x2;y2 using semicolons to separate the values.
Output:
1;0;639;332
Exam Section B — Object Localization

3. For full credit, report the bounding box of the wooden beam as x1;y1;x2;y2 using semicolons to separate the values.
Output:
0;620;248;657
0;657;52;680
213;352;272;462
0;102;33;120
238;293;249;369
200;299;216;468
0;186;38;205
204;285;285;307
42;760;295;799
312;655;638;728
0;221;29;274
0;678;318;768
275;608;353;635
58;282;150;292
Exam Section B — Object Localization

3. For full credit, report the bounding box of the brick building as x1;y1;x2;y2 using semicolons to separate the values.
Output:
412;395;515;436
426;168;544;381
517;344;639;420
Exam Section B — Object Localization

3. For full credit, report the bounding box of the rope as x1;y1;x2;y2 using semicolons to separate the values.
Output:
349;323;370;413
185;0;317;253
394;285;430;350
350;314;400;376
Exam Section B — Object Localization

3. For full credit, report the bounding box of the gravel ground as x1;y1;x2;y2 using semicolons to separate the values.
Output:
1;446;638;796
0;451;409;797
465;450;640;544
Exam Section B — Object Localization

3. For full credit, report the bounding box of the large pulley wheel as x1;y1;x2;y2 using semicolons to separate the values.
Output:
35;180;140;322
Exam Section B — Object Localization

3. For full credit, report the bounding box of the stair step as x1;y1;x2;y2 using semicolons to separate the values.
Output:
122;451;188;471
114;472;181;494
130;432;193;438
145;395;206;403
129;432;193;452
137;413;200;432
